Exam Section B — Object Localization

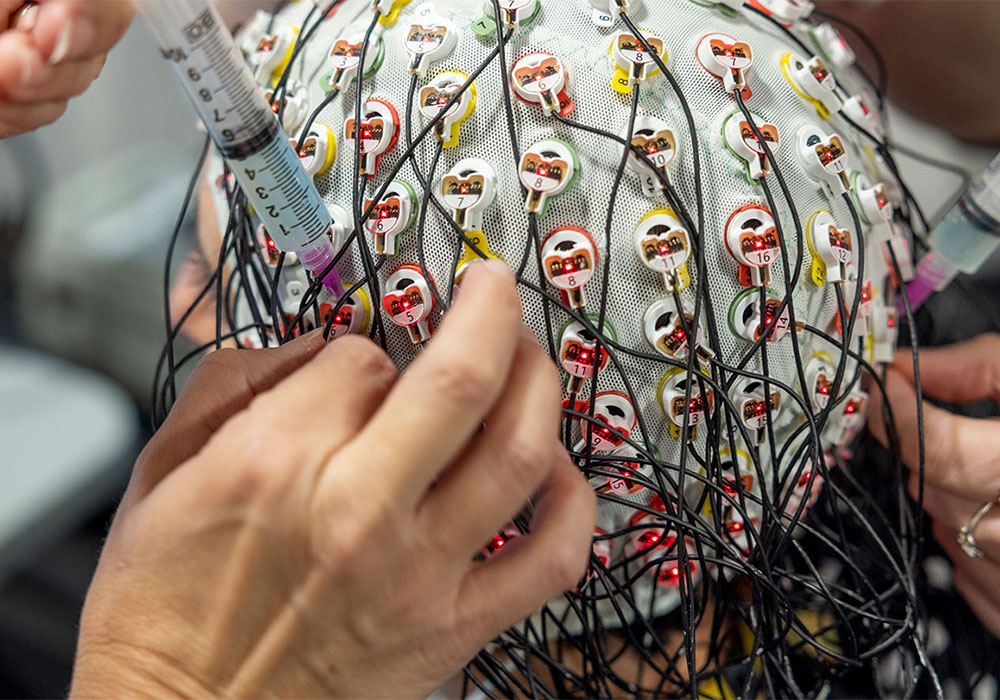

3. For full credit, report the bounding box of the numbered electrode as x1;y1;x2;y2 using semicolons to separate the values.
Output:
292;124;336;178
264;79;306;132
403;17;458;77
327;202;351;253
625;116;677;197
575;392;637;454
658;369;714;435
595;446;655;496
326;27;383;92
364;180;417;255
470;0;540;36
725;205;781;287
824;390;869;446
345;98;399;177
697;34;753;97
842;94;882;136
382;265;435;344
642;298;712;361
782;52;841;119
626;500;700;591
723;111;781;181
586;0;641;27
729;288;799;343
541;227;598;309
319;287;372;340
851;172;892;225
808;22;855;69
871;299;898;363
611;30;668;87
519;140;578;214
250;25;295;81
807;210;852;283
733;379;782;443
716;448;755;501
796;126;851;192
256;224;285;266
493;0;539;28
418;71;476;147
756;0;814;23
803;353;835;411
633;210;690;291
559;316;614;394
511;52;573;116
440;159;497;231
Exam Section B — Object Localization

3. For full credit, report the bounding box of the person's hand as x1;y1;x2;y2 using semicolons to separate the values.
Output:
869;334;1000;638
70;260;596;698
0;0;132;138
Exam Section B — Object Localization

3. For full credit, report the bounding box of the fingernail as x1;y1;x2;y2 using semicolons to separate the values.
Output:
481;257;513;280
461;257;506;284
11;2;39;32
49;13;95;65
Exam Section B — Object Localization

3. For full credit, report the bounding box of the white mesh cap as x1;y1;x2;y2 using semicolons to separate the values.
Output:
213;0;896;623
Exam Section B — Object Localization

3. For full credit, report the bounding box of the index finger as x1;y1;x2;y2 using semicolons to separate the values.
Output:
336;259;524;506
30;0;133;64
868;368;1000;500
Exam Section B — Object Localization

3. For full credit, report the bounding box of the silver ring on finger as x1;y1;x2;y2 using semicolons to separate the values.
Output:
958;490;1000;559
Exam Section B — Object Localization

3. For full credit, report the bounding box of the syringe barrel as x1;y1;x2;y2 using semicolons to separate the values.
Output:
135;0;341;295
929;152;1000;274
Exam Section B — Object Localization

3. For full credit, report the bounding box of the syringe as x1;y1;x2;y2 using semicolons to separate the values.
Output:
906;153;1000;311
134;0;343;296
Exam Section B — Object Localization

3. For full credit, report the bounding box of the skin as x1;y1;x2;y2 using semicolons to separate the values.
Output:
868;335;1000;638
0;0;133;138
71;260;597;698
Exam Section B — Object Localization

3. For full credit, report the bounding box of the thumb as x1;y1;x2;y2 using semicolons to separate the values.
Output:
129;332;328;501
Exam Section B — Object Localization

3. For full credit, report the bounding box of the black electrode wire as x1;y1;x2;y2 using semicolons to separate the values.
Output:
350;10;388;348
152;263;220;426
162;135;211;406
415;141;446;309
612;24;741;628
585;80;640;469
320;262;386;340
282;26;514;345
402;74;469;253
490;0;521;167
154;167;240;423
294;87;342;151
270;1;318;113
188;3;941;694
271;0;343;119
885;241;927;549
281;228;361;341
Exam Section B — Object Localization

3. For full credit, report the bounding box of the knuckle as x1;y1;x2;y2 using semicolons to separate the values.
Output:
502;437;548;486
328;334;396;380
431;356;496;406
546;537;589;591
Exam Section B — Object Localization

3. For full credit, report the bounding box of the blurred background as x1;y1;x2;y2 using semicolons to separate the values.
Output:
0;9;997;700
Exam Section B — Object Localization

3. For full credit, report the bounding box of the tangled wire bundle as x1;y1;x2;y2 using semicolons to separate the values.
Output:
154;0;956;696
